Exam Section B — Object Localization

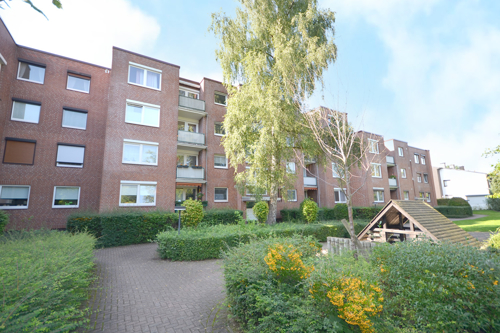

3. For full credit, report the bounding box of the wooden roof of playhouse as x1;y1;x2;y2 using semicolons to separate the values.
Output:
357;200;481;247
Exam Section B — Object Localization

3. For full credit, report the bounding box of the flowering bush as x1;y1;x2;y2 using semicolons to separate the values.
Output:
264;243;315;283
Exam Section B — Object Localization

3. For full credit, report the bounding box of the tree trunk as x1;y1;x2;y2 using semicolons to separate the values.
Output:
267;184;278;225
343;171;363;251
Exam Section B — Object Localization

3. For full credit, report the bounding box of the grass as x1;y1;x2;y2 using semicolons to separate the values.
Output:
452;210;500;232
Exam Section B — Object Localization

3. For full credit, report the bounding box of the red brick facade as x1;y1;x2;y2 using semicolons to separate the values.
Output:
0;19;437;229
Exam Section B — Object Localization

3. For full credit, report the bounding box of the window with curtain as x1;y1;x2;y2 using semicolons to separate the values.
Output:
287;189;297;201
401;168;407;178
18;61;45;84
125;103;160;127
214;122;225;135
120;183;156;206
404;191;409;200
122;141;158;165
67;75;90;93
11;100;41;123
334;188;347;203
214;155;227;168
371;163;382;178
373;190;384;202
62;109;87;129
56;145;85;168
214;188;228;201
128;64;161;90
53;187;80;208
0;185;30;208
214;92;227;105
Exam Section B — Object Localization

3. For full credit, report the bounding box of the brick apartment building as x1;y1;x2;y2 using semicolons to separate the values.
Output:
0;18;436;229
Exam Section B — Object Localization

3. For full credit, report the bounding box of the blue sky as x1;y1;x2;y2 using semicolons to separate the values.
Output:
2;0;499;173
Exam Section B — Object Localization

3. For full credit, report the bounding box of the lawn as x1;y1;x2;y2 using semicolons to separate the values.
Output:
453;210;500;232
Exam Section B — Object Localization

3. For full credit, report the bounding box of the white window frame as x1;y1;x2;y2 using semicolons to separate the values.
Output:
373;188;384;203
425;192;431;203
179;88;199;99
214;92;227;106
423;173;428;183
52;186;81;209
421;155;426;165
369;139;379;154
0;185;31;210
214;187;228;202
177;153;198;166
214;122;225;136
404;191;409;200
17;61;45;84
417;173;422;183
332;163;340;178
178;120;198;133
398;147;404;156
62;108;87;130
443;180;449;187
56;144;85;168
66;75;90;93
286;162;296;174
122;139;159;166
401;168;407;179
334;188;347;203
371;163;382;178
414;154;420;163
119;181;157;207
127;62;162;91
245;187;268;196
11;100;41;124
214;154;228;169
287;189;297;202
125;99;160;128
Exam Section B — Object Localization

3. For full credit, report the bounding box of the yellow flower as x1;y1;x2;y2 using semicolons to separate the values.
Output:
494;281;498;286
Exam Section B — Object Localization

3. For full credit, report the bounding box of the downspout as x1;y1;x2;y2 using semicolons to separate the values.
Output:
205;114;208;205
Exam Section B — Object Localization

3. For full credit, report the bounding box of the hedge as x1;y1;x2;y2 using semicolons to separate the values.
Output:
434;205;473;218
281;206;381;222
487;197;500;211
0;230;95;332
201;209;244;226
156;221;368;261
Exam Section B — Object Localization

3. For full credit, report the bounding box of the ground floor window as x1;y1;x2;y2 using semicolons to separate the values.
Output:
287;189;297;202
425;192;431;202
120;182;156;206
334;188;347;203
214;187;228;202
373;189;384;203
0;185;30;209
53;186;80;208
404;191;409;200
175;188;197;202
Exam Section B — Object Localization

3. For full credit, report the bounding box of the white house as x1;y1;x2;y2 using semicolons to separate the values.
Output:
432;165;490;209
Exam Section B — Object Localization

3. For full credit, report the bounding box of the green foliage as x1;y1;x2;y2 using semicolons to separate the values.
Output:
373;240;500;332
201;208;244;227
333;203;348;220
245;201;256;209
67;210;177;248
253;201;269;224
181;199;204;228
0;230;95;332
448;196;471;207
487;196;500;211
0;210;9;234
435;205;473;218
281;206;381;223
156;222;357;261
437;198;451;206
301;199;318;223
485;228;500;249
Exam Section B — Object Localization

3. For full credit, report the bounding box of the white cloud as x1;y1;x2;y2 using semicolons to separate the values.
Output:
323;0;500;173
0;0;160;67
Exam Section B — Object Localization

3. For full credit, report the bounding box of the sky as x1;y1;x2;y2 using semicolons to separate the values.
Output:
1;0;499;174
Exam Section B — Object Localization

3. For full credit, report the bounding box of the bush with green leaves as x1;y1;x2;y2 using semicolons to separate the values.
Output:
485;227;500;250
181;199;204;228
434;205;473;218
448;196;471;207
0;210;9;234
201;208;244;226
437;198;451;206
487;194;500;211
281;206;380;223
333;203;348;220
253;201;269;224
372;240;500;332
156;222;366;261
0;230;95;332
302;199;318;223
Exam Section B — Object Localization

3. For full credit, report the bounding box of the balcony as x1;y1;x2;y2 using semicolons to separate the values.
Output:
179;96;207;120
176;166;206;183
177;130;206;149
386;155;395;167
389;178;398;189
304;176;317;187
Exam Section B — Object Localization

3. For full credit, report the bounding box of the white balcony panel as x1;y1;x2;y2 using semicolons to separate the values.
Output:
178;130;205;145
179;95;205;111
304;177;317;187
389;178;398;188
386;155;395;165
177;166;204;179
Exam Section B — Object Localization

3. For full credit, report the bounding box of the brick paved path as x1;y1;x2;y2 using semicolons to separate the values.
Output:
84;243;233;333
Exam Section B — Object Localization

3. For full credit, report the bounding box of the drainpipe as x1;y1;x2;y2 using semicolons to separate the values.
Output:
205;114;208;204
316;163;321;207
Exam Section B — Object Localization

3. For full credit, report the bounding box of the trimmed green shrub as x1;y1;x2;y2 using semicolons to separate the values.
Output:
333;203;348;219
181;199;204;228
487;195;500;211
0;230;95;332
0;210;9;234
434;205;473;218
156;222;367;261
201;208;244;226
67;211;102;238
448;196;471;207
253;201;269;224
373;240;500;332
302;199;318;223
280;208;302;222
281;206;381;223
437;198;451;206
317;207;335;221
352;206;381;220
246;201;256;209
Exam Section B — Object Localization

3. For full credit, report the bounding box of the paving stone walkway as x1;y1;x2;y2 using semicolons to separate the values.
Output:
84;243;234;333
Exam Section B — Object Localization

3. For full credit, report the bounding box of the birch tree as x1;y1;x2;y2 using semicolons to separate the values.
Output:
210;0;336;224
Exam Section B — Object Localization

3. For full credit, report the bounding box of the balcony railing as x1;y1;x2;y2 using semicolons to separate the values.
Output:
389;178;398;188
304;177;317;187
178;130;205;145
176;166;205;179
179;95;205;111
386;155;395;166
